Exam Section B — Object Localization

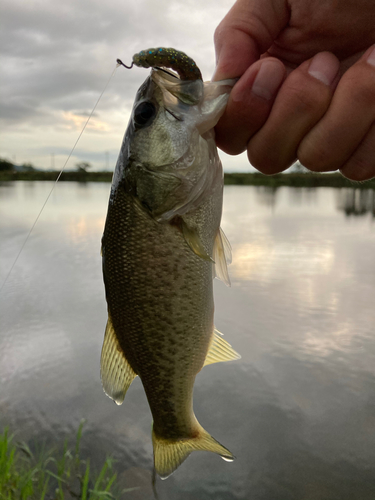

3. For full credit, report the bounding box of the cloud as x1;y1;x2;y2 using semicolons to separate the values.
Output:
0;0;251;171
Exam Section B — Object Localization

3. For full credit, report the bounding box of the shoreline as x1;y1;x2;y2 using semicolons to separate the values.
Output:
0;171;374;189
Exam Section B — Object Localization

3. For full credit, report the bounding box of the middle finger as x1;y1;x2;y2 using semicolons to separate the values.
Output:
247;52;340;174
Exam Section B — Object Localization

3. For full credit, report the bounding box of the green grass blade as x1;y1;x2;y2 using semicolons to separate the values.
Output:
93;461;108;491
121;487;141;494
81;460;90;500
0;424;134;499
104;473;117;492
45;470;68;484
75;419;86;465
40;476;50;500
88;491;116;499
17;441;34;460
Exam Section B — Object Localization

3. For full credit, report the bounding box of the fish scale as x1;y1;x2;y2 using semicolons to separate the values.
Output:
103;188;214;435
100;50;240;479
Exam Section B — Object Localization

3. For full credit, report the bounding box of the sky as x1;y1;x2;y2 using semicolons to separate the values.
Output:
0;0;256;173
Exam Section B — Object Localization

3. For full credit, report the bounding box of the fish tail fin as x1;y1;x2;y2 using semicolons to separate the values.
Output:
152;423;234;479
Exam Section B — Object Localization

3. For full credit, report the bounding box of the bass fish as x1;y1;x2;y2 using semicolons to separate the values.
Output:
101;48;240;479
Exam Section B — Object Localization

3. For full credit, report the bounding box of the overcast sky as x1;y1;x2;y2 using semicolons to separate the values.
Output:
0;0;256;172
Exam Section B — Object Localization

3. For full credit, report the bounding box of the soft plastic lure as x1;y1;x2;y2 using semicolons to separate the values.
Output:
117;47;202;81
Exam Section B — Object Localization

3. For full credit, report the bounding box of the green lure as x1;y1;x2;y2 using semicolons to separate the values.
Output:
117;47;202;81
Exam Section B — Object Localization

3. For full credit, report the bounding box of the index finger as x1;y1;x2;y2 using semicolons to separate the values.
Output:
213;0;289;80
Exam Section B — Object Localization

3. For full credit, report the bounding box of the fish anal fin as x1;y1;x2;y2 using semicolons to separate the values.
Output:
100;314;137;405
152;423;234;479
213;227;232;286
203;328;241;367
181;219;213;262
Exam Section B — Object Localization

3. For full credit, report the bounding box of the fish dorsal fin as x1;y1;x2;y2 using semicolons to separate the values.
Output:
213;227;232;286
181;219;213;262
203;329;241;367
100;315;137;405
152;422;234;479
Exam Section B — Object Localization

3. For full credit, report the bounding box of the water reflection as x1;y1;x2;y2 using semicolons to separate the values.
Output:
254;186;278;210
237;184;375;218
252;186;321;211
1;182;375;500
336;188;375;217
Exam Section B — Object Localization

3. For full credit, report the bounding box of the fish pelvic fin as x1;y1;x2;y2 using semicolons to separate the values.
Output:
181;219;213;262
100;314;137;405
203;329;241;367
152;424;234;479
213;227;232;286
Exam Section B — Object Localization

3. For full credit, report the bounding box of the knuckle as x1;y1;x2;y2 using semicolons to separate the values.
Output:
247;147;285;174
298;132;333;172
247;147;269;173
215;130;247;156
340;158;375;182
215;120;248;156
213;23;226;46
217;139;246;156
341;65;375;108
298;148;327;172
284;80;329;116
298;152;334;173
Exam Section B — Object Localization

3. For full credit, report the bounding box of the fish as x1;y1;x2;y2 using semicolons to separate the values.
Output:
100;48;240;479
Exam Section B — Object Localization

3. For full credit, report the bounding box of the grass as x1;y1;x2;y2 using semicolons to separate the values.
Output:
0;421;138;499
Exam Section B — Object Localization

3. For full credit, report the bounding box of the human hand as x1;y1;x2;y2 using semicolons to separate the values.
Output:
213;0;375;181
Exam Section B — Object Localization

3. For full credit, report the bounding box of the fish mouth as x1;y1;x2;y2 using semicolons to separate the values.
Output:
151;67;203;106
154;66;179;79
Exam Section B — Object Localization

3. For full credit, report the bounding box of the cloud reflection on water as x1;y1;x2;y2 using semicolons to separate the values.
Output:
231;242;335;281
1;182;375;499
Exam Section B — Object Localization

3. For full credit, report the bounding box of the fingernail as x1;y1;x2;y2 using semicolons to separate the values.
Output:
308;52;339;86
367;45;375;67
251;61;285;100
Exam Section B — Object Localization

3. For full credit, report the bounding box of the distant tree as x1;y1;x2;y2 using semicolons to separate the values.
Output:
292;161;309;173
0;158;14;171
21;162;36;172
75;162;92;173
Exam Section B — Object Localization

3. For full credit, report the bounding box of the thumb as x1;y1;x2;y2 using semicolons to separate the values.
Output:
213;0;290;80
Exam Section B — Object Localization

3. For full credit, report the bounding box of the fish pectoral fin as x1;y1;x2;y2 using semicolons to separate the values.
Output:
213;227;232;286
100;314;137;405
152;423;234;479
203;329;241;367
181;219;213;262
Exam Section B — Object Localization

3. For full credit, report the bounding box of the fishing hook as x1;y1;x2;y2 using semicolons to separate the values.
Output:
116;59;178;79
116;58;133;69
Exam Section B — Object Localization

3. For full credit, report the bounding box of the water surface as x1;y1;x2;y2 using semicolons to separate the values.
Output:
1;182;374;499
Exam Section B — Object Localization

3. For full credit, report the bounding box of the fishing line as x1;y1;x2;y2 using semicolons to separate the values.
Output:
0;63;120;293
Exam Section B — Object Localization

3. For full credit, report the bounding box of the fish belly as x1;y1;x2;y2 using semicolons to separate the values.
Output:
102;187;216;439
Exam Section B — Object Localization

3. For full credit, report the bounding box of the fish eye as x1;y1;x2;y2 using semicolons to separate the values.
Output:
133;101;156;127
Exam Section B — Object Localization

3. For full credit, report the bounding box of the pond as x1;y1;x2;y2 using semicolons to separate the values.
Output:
0;181;374;499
